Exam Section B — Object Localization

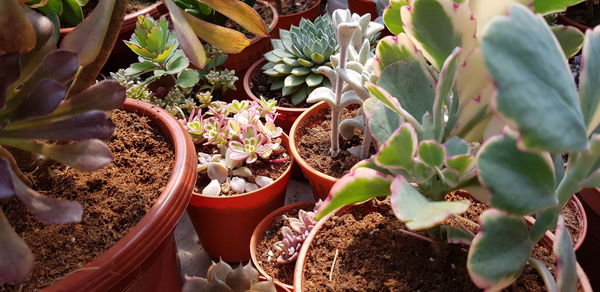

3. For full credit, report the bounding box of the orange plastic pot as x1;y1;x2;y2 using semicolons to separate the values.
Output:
293;201;593;292
289;102;337;200
266;0;322;38
187;134;294;262
251;201;316;291
347;0;377;17
244;58;308;133
223;1;279;74
43;99;196;291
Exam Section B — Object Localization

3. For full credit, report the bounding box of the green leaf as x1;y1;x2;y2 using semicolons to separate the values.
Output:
124;61;156;76
477;134;557;215
377;60;436;122
263;51;281;63
375;123;417;170
163;0;206;68
316;168;392;220
60;0;83;26
408;161;435;182
291;66;311;76
446;155;474;174
551;25;584;58
433;47;461;141
274;64;293;74
467;209;534;291
533;0;584;14
383;0;408;35
390;176;469;230
554;216;577;292
284;75;305;88
291;87;309;105
305;73;323;87
442;225;473;245
166;55;189;74
444;137;469;156
310;52;325;64
176;69;199;88
481;4;587;152
363;97;401;144
579;27;600;136
35;0;63;16
281;85;299;96
529;258;558;292
375;35;424;73
418;140;445;167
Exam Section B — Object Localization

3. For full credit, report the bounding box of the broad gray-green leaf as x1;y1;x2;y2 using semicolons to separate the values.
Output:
176;69;200;88
307;87;335;107
418;140;445;167
579;27;600;136
433;47;461;141
306;73;323;87
316;168;392;220
442;225;473;245
477;134;557;215
467;209;534;291
284;75;305;88
383;0;408;35
375;123;417;170
551;25;584;58
375;34;424;74
554;216;577;292
482;4;587;152
363;97;402;143
444;136;469;156
390;176;469;230
533;0;584;14
446;155;474;174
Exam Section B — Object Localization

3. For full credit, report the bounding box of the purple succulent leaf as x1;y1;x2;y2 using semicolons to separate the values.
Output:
10;170;83;224
53;80;126;117
0;53;20;109
0;158;15;199
1;110;115;141
0;208;33;284
181;276;210;292
19;10;55;83
33;139;112;172
12;79;65;120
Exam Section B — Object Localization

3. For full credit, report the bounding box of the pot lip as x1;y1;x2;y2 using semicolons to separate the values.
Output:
59;1;165;34
276;0;322;19
289;101;337;182
247;0;280;45
243;57;310;114
191;133;294;199
48;98;196;289
294;200;593;291
250;201;316;290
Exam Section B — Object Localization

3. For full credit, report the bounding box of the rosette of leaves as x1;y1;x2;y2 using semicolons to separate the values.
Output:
182;260;276;292
0;0;126;284
262;15;338;105
274;200;322;263
124;14;200;90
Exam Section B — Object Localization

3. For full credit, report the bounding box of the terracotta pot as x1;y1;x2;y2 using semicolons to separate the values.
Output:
576;188;600;290
251;201;316;291
43;99;196;291
289;102;337;200
187;134;294;262
60;2;169;73
266;0;322;37
244;58;308;133
558;14;591;33
347;0;378;17
223;1;279;75
293;201;593;292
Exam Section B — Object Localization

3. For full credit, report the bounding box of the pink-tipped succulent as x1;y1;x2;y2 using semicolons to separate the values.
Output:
273;201;322;264
229;125;276;164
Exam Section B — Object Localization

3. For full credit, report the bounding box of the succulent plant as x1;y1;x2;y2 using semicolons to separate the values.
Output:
273;200;322;264
262;15;338;105
0;0;125;283
306;9;383;158
28;0;89;27
182;260;276;292
179;100;287;196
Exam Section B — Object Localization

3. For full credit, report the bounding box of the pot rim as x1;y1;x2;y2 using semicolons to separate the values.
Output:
250;201;316;290
46;98;196;290
243;57;309;114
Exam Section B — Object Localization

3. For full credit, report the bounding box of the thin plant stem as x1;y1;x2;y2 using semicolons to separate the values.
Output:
329;248;339;281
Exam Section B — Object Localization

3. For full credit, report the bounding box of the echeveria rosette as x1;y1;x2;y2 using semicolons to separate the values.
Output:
182;260;276;292
466;4;600;291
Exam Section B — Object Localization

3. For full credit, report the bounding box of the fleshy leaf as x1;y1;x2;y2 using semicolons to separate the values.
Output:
374;34;425;75
164;0;207;68
533;0;584;14
12;79;65;120
433;47;461;141
467;209;534;291
53;80;126;117
363;97;402;143
579;26;600;136
182;277;210;292
0;0;36;54
390;176;469;230
477;134;556;216
442;225;473;244
0;158;15;198
181;9;252;54
0;53;21;108
176;69;200;88
375;123;417;170
481;4;587;152
418;140;445;167
551;25;584;58
446;155;474;174
316;168;392;220
0;209;33;284
383;0;408;35
529;258;558;292
198;0;267;37
554;216;577;292
444;136;469;156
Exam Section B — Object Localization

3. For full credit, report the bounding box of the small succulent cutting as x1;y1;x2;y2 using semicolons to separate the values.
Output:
306;9;383;158
180;99;287;196
262;15;338;105
182;260;276;292
0;0;125;283
273;200;322;264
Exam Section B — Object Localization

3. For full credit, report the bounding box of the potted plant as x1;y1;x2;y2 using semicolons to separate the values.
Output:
295;2;599;291
250;201;321;289
285;10;383;199
244;15;338;132
268;0;323;33
182;259;279;292
181;99;294;261
0;1;196;291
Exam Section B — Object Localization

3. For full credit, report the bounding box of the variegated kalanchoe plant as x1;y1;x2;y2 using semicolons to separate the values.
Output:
274;200;322;264
0;0;126;284
316;0;596;291
182;260;276;292
306;9;383;159
180;99;287;196
262;15;337;105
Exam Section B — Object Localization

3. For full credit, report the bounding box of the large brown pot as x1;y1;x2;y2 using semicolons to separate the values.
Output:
267;0;322;37
576;188;600;290
289;102;337;200
223;1;279;75
187;134;294;262
43;99;196;291
293;201;593;292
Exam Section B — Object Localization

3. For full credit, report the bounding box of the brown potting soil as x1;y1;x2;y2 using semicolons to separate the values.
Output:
271;0;317;15
194;144;291;196
81;0;159;20
303;201;567;292
250;72;311;109
0;110;173;291
226;1;274;39
296;106;374;178
256;205;314;286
